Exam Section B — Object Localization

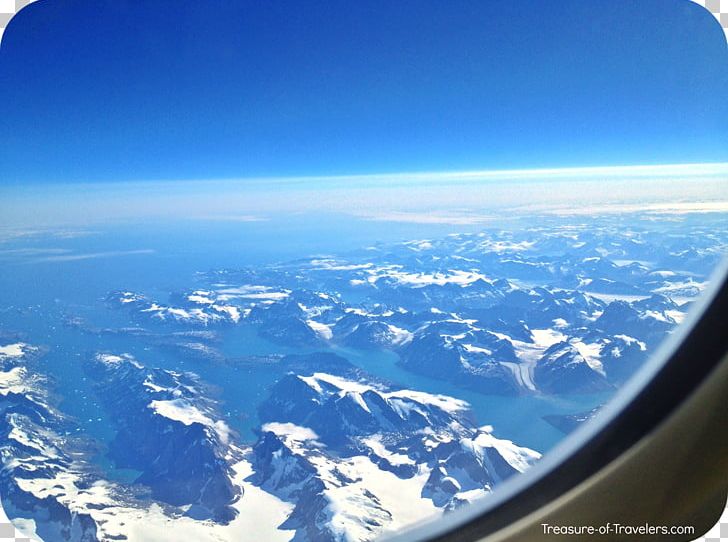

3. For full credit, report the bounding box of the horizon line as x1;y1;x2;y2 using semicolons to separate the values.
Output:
4;161;728;191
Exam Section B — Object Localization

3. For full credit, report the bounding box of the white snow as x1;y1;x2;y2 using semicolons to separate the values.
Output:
387;324;414;346
148;399;231;444
95;353;143;368
367;267;491;288
306;319;333;340
141;305;219;324
6;417;59;460
552;318;569;329
386;389;469;415
118;291;145;304
298;373;470;416
462;344;492;355
261;422;320;443
0;367;32;396
493;329;567;391
465;429;541;476
11;454;295;542
570;340;604;375
344;307;370;316
215;285;290;301
653;278;707;297
255;422;441;540
404;240;434;251
476;239;534;253
614;334;647;351
302;451;438;539
309;259;374;271
362;435;415;467
299;373;371;395
187;291;214;304
665;309;686;323
344;307;395;318
499;362;535;391
225;458;296;541
584;292;650;303
142;378;167;393
531;329;567;348
334;457;439;536
0;343;31;359
643;309;671;323
298;303;332;319
212;304;241;322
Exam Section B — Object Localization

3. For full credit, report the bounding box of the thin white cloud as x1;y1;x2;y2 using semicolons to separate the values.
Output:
360;211;495;225
30;249;155;263
189;214;268;222
197;161;728;188
0;248;73;257
0;228;98;243
516;200;728;216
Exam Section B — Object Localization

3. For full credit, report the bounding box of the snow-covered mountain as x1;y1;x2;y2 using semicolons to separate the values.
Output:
1;215;722;541
1;343;540;542
251;354;540;540
84;352;241;522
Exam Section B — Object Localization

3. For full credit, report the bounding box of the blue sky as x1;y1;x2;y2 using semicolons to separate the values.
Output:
0;0;727;184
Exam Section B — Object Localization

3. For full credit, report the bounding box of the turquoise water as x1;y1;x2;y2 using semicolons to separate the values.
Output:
332;346;609;451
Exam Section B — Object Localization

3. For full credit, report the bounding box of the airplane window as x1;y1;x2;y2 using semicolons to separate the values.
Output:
0;2;726;542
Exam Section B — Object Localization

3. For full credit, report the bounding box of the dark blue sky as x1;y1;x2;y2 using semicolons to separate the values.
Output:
0;0;726;184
